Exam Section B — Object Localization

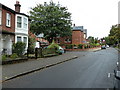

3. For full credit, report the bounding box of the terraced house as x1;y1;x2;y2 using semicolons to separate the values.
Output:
0;1;29;55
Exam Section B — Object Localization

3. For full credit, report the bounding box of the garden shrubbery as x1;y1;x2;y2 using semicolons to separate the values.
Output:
12;42;26;56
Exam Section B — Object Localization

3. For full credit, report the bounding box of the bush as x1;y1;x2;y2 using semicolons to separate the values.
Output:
78;44;83;49
10;53;18;59
65;44;73;49
2;55;6;61
12;42;26;56
28;37;36;54
47;40;59;49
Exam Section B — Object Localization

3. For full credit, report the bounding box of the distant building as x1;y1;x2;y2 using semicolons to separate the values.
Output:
55;25;87;45
72;26;87;44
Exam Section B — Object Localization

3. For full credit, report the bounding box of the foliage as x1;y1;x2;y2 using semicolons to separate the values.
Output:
78;44;83;49
108;25;120;46
28;36;36;54
87;36;98;44
2;55;6;61
10;53;18;59
65;44;73;49
47;40;59;49
29;1;72;43
12;42;26;56
84;44;89;49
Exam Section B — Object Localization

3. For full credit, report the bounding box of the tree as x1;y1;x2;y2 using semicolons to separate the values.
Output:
88;36;95;44
29;1;72;43
28;36;36;54
108;25;120;45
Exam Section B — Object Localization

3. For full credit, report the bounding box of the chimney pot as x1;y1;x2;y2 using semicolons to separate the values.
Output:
16;1;19;4
14;1;21;13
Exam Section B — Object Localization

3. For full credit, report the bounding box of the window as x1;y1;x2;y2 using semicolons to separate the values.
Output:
17;16;22;28
65;38;68;42
0;10;2;25
17;36;22;42
23;18;27;29
65;38;71;43
23;37;27;44
6;13;11;27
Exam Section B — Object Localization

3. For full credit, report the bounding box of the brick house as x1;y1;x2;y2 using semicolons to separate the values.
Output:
0;3;15;55
55;26;87;45
72;26;87;44
0;1;29;55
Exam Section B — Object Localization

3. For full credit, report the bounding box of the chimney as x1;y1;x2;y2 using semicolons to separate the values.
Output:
14;1;21;13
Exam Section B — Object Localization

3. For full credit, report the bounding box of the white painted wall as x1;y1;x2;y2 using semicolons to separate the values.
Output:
15;35;28;53
15;14;29;53
15;14;28;35
2;35;12;55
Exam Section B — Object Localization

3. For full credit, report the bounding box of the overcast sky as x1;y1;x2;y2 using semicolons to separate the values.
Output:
1;0;119;39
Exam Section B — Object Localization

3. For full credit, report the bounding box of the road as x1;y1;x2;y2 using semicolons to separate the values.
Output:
2;47;118;88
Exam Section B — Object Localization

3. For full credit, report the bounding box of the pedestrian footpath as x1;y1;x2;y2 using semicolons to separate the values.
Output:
2;47;101;82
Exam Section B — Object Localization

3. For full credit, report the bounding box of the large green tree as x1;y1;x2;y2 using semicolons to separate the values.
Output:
108;25;120;45
29;1;72;43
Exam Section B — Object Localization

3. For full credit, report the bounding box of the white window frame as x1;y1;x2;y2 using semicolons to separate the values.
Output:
17;36;22;42
23;17;27;29
23;37;27;43
6;13;11;27
17;16;22;28
0;10;2;25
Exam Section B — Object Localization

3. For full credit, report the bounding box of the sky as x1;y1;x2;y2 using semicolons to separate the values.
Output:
1;0;119;39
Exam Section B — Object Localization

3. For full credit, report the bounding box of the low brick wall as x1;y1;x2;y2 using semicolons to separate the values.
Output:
2;58;28;65
65;46;101;51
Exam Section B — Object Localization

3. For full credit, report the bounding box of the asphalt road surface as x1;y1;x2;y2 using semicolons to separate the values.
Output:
2;47;118;88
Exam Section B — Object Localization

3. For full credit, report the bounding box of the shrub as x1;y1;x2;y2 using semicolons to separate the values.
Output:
65;44;73;49
47;40;59;49
12;42;26;56
78;44;83;49
2;55;6;61
28;37;36;54
10;53;18;59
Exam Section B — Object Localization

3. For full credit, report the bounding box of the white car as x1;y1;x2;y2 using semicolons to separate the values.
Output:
58;46;64;54
106;45;109;48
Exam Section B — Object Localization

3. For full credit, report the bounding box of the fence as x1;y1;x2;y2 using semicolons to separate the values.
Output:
27;48;57;59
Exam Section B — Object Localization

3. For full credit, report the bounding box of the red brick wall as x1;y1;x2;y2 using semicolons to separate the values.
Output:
72;30;84;44
55;37;72;45
0;8;15;33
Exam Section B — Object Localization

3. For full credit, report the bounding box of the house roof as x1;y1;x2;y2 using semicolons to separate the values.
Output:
72;26;83;31
0;3;29;17
0;3;15;14
72;26;87;34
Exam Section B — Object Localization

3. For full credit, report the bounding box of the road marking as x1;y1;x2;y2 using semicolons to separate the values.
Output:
108;73;111;78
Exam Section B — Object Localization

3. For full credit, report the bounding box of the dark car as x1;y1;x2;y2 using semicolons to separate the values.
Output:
101;45;106;49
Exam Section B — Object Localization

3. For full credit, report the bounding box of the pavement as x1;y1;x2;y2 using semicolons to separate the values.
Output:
2;47;101;82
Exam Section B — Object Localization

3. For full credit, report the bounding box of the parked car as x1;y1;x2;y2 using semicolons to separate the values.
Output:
57;46;64;55
106;45;109;48
101;45;106;49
